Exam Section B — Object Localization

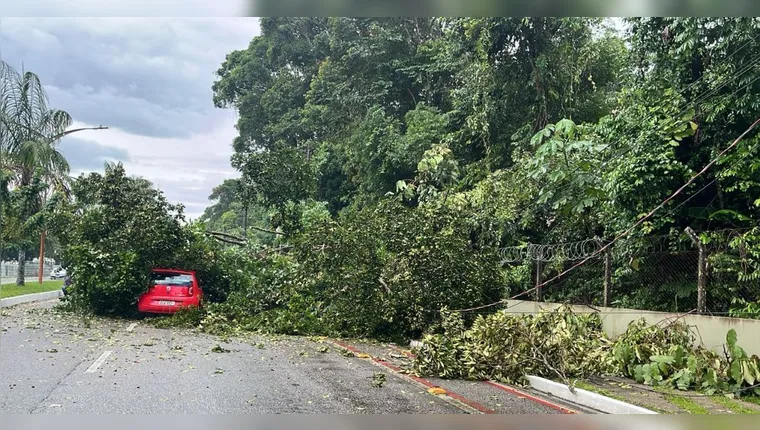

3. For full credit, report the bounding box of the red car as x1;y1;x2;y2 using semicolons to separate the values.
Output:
137;269;203;314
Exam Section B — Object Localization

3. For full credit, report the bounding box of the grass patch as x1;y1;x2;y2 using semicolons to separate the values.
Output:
742;396;760;407
0;280;63;299
712;396;760;414
573;380;615;398
664;394;709;414
572;380;669;413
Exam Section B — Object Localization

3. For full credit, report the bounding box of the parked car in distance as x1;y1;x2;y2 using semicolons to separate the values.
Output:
137;269;202;314
50;266;67;280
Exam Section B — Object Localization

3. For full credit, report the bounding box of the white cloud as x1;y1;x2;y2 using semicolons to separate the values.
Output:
2;1;250;17
68;117;240;219
0;17;260;219
1;18;260;137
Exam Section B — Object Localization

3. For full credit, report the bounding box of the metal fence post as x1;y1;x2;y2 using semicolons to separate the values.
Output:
595;237;612;307
685;227;707;314
535;258;543;301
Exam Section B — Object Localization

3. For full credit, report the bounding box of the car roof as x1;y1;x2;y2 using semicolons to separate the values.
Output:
151;268;195;275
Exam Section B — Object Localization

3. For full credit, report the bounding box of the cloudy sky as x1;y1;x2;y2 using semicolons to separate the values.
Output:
0;18;260;219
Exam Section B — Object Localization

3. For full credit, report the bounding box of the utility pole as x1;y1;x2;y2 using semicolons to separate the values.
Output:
37;126;109;285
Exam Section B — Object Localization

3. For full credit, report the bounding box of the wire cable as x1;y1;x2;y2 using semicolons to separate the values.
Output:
446;116;760;313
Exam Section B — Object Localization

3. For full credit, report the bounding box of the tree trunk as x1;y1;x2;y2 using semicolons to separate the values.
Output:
38;231;46;285
243;205;249;239
16;249;26;286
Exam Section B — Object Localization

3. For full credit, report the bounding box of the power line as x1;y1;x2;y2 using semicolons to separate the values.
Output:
528;48;760;227
524;57;760;255
448;116;760;313
514;116;760;300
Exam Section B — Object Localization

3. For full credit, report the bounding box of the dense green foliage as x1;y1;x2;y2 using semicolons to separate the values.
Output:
205;17;760;322
14;16;759;367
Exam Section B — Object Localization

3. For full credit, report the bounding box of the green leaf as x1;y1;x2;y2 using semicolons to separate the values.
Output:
676;369;693;390
727;329;738;350
630;258;640;271
730;360;742;382
708;209;751;222
650;355;675;364
634;364;645;383
742;361;756;385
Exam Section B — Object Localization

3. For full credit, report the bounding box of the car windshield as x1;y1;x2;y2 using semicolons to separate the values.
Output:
151;272;192;286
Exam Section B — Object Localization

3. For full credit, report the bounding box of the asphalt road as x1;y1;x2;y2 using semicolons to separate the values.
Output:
0;300;572;414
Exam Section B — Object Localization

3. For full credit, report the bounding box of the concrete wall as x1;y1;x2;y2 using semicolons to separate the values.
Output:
0;261;55;278
504;300;760;357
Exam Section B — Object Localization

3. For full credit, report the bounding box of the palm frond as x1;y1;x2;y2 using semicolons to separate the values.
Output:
0;61;74;190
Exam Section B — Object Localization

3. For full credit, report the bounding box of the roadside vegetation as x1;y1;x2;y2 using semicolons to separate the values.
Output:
412;306;760;399
4;18;760;404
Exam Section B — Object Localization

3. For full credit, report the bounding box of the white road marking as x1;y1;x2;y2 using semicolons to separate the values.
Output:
86;351;112;373
126;323;137;332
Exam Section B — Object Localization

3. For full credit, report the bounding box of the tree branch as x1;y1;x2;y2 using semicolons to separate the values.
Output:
250;225;284;235
207;230;247;242
206;235;246;246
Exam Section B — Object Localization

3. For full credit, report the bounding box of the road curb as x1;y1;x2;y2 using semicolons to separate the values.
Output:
0;290;62;308
525;375;658;414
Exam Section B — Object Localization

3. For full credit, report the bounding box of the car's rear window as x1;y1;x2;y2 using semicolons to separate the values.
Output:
151;272;193;286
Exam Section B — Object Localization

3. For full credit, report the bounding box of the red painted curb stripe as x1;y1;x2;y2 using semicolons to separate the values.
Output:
388;343;576;414
484;380;577;414
386;344;416;359
333;340;363;355
331;340;496;414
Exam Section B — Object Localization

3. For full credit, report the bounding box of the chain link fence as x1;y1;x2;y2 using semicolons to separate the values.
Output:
499;228;760;317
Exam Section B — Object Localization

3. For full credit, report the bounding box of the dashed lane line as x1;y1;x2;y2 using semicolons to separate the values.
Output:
85;350;112;373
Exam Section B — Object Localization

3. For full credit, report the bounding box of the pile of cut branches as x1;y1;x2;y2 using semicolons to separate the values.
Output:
412;306;760;397
412;305;611;385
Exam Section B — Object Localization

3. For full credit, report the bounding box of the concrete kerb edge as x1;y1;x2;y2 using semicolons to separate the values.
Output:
0;290;63;308
525;375;658;414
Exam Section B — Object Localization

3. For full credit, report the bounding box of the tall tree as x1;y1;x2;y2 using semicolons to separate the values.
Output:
213;18;627;218
0;61;72;285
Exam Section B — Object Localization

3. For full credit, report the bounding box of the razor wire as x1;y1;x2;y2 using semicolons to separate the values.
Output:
499;238;604;263
499;228;752;264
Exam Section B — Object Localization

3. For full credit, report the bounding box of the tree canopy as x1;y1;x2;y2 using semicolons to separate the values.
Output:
213;18;760;245
203;17;760;327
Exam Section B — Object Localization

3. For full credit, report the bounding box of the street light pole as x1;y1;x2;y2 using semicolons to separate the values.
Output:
37;125;109;285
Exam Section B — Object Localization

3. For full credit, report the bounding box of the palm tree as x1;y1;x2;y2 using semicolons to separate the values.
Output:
0;61;73;285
